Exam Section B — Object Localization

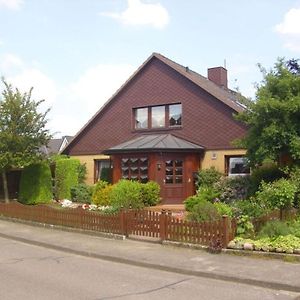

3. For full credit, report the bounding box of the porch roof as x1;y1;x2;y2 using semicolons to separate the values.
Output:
103;134;204;154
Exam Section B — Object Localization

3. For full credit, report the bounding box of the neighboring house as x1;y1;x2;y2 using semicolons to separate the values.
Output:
63;53;248;204
46;136;73;155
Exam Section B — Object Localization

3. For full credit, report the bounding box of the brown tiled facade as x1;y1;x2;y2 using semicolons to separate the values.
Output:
66;57;247;156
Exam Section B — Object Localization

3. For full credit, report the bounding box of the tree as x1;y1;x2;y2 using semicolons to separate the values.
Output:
236;58;300;167
0;80;51;203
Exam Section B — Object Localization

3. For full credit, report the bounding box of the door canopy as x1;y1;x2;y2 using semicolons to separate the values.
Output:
103;134;204;154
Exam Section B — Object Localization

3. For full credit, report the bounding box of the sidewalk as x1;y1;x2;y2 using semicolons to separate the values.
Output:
0;218;299;293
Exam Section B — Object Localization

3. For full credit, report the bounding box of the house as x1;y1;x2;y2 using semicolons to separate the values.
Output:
46;136;73;155
63;53;248;204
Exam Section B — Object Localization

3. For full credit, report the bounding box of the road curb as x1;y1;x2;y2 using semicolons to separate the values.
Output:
0;230;300;293
163;240;300;262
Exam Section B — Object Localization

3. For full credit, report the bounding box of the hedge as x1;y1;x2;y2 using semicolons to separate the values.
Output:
55;158;80;200
19;163;53;205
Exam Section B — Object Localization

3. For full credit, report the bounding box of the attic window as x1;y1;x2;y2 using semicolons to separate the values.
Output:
151;106;165;128
134;103;182;130
135;107;148;129
169;104;182;126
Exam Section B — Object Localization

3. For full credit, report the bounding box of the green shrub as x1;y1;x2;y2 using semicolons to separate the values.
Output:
236;215;255;238
214;202;233;217
215;176;251;203
141;181;160;206
187;200;220;223
249;163;285;195
110;180;143;210
92;182;113;206
49;154;69;163
269;235;300;251
255;178;297;210
235;235;300;252
184;186;219;212
19;163;53;205
70;183;93;203
231;199;268;218
78;163;87;184
55;158;80;200
100;206;119;215
286;217;300;238
184;195;202;212
196;167;222;189
288;167;300;208
257;220;291;238
197;186;220;201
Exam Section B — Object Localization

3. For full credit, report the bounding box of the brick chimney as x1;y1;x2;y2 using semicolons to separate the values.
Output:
207;67;228;89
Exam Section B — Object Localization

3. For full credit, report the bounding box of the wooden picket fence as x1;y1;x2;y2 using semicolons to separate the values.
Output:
0;202;122;234
0;202;236;247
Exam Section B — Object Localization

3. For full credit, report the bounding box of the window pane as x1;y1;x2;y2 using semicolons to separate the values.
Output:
166;160;173;167
166;168;173;176
174;160;183;167
96;160;110;182
121;156;148;182
175;176;182;184
135;108;148;129
165;176;173;184
229;157;250;175
175;168;182;175
152;106;165;128
169;104;182;126
140;176;148;184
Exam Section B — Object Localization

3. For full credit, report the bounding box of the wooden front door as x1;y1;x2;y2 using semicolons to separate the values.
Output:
162;156;185;204
157;153;200;204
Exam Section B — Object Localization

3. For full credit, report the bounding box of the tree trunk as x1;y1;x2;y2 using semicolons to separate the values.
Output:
2;170;9;203
280;208;283;221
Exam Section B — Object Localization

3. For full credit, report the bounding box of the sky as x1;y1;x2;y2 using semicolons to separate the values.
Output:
1;0;300;137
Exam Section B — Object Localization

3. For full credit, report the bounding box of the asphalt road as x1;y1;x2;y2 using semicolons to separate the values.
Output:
0;237;299;300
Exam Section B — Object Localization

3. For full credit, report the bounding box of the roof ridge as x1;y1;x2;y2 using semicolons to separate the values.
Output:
154;53;220;89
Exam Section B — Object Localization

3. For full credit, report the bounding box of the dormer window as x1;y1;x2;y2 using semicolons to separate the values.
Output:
169;104;182;127
151;106;165;128
135;107;148;129
134;103;182;130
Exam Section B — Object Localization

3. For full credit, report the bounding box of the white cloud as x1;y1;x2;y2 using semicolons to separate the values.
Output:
68;63;135;116
0;0;23;10
7;68;57;105
100;0;169;29
0;53;23;72
0;54;136;137
0;53;57;107
0;56;59;135
275;8;300;35
275;8;300;52
54;63;134;136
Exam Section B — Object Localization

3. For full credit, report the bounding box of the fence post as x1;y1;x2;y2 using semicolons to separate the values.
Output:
222;215;230;248
120;209;128;237
160;210;167;241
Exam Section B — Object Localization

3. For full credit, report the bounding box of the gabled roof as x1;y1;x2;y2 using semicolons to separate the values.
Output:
47;138;62;154
47;136;74;155
63;53;244;154
153;53;244;113
103;134;204;154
